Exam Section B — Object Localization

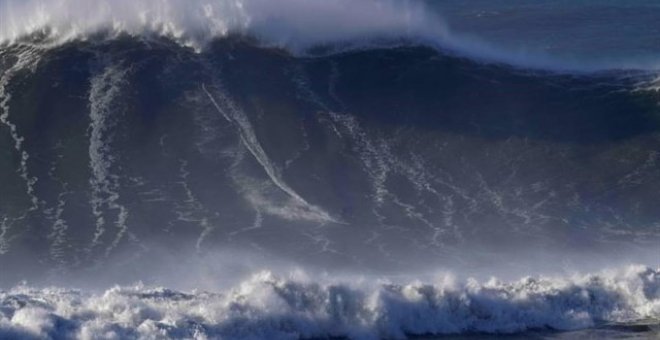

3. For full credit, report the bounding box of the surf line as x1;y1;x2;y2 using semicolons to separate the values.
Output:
201;83;340;224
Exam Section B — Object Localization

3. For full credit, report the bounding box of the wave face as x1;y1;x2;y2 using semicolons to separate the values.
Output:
1;266;659;339
1;37;659;282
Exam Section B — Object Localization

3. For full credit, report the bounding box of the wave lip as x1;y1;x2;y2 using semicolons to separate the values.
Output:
0;0;437;51
1;265;658;339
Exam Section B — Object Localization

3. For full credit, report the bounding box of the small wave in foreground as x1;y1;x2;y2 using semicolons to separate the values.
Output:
1;265;658;339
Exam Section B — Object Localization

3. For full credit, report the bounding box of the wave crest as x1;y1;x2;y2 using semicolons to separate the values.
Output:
0;0;439;51
1;265;658;339
3;0;660;72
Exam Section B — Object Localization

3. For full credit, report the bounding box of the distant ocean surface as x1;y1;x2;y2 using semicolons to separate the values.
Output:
429;0;660;70
0;0;658;338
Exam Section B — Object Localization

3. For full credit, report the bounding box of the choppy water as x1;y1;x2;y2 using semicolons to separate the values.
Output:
1;266;659;339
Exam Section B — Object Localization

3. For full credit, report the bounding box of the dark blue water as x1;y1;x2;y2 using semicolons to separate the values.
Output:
429;0;660;70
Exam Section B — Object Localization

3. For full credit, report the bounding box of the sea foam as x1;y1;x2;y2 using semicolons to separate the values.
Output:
0;0;439;51
1;265;658;339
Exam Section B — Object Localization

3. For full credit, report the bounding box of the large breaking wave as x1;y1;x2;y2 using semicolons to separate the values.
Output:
1;1;660;338
1;265;659;339
0;32;658;279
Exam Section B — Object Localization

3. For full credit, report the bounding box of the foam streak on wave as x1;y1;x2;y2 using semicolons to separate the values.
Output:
0;216;12;255
0;48;42;254
0;49;41;211
202;83;337;224
175;159;214;251
87;62;130;256
46;187;71;265
0;265;658;339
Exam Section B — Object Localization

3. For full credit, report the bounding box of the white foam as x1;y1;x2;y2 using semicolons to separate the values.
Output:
47;188;71;265
1;265;658;339
0;47;42;214
0;47;44;255
172;159;214;251
0;216;12;255
0;0;435;51
202;83;338;224
87;62;131;256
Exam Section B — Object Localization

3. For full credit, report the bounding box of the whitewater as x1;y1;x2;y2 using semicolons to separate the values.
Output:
1;266;658;339
0;0;439;50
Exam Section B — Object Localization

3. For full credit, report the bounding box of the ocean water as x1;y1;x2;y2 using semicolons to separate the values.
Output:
0;0;659;339
428;0;660;69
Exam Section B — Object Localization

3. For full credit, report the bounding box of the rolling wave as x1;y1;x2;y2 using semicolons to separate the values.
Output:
1;265;658;339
